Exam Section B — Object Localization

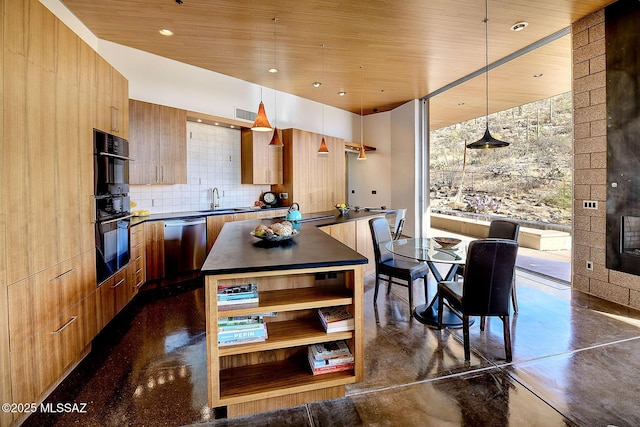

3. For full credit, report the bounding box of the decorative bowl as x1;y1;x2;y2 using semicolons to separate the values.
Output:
336;206;350;215
250;229;299;241
432;237;461;249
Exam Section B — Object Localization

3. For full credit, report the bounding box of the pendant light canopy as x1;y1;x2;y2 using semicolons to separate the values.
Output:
467;0;509;149
357;65;367;160
269;18;283;145
318;44;329;154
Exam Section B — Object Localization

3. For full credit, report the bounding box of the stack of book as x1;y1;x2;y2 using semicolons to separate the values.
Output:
217;283;259;306
318;306;354;333
218;315;268;346
307;341;354;375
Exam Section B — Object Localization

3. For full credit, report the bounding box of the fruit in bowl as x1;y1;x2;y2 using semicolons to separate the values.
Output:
335;203;350;215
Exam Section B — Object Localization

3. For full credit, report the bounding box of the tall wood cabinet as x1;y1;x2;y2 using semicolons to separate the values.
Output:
277;129;345;212
241;129;283;184
1;1;127;424
129;99;187;184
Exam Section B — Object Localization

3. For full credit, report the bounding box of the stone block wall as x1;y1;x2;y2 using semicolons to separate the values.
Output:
572;8;640;309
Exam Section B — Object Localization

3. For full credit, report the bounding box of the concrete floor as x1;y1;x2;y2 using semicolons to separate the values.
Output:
24;254;640;427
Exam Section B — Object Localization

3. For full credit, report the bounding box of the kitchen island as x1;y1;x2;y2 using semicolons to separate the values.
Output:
201;218;368;417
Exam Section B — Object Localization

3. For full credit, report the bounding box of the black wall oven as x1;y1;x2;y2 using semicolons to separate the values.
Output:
94;129;132;284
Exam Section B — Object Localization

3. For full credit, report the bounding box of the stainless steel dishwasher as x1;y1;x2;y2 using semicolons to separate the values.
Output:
164;217;207;277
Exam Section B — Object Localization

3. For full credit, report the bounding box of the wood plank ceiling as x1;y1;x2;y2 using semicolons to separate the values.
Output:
61;0;615;130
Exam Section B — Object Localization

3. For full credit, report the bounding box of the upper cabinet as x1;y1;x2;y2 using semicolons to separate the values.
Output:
95;55;129;139
129;100;187;185
241;129;283;184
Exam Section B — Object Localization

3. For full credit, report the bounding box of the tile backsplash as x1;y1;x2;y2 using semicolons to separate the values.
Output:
130;122;270;213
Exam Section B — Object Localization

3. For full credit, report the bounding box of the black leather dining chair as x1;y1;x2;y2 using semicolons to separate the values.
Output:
369;218;430;315
456;219;520;314
436;239;519;361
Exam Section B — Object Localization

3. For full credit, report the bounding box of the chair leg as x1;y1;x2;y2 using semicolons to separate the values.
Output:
407;278;413;313
501;315;512;362
463;314;471;361
511;277;518;313
386;275;392;295
437;294;444;328
373;274;380;303
480;316;486;331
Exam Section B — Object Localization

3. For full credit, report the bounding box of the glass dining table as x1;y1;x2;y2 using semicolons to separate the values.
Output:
385;237;471;328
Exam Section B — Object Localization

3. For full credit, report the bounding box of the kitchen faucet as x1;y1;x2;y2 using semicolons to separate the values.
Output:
211;187;220;209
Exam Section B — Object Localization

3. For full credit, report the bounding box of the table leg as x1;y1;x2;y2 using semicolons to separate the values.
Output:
412;263;473;329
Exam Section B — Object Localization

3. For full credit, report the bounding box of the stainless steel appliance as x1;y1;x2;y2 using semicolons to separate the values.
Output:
94;129;132;284
163;217;207;277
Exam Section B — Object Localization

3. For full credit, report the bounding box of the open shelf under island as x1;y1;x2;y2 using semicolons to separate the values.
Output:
201;218;368;418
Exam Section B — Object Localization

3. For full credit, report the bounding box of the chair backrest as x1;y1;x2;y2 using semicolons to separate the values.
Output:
393;218;405;240
461;239;518;316
369;218;394;263
487;219;520;242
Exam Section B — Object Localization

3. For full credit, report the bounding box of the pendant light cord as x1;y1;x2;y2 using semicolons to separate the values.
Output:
484;0;489;128
321;44;325;138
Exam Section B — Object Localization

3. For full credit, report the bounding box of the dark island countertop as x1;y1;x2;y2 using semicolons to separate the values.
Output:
201;210;392;275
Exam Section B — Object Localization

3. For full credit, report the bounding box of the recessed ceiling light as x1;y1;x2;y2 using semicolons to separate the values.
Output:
214;122;219;126
338;91;346;96
510;21;528;32
268;67;278;73
230;125;235;129
313;81;322;88
159;29;174;36
533;73;544;78
197;119;202;123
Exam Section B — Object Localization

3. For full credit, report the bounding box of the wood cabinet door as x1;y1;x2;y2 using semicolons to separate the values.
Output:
159;105;187;184
241;129;283;184
129;99;160;184
206;214;235;252
144;221;165;281
129;100;186;184
111;69;129;139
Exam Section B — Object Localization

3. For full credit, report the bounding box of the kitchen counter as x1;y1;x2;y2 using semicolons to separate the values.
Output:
130;206;288;226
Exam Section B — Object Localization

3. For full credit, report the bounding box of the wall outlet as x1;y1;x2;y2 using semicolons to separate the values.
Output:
583;200;598;209
371;190;377;194
586;261;594;271
279;192;288;199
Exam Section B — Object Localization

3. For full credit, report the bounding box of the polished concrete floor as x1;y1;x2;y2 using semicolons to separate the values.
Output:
25;264;640;426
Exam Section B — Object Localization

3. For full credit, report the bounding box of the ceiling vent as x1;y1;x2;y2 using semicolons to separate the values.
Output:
235;107;257;122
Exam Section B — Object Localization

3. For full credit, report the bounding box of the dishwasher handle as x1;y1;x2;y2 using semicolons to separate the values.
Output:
164;217;206;227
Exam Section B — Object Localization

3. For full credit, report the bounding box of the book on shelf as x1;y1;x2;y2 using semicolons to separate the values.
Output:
307;346;354;368
307;344;354;375
218;323;267;343
318;307;354;333
218;315;263;331
309;340;352;360
217;283;258;305
218;335;268;347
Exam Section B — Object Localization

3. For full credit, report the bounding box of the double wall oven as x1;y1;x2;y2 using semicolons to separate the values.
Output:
94;129;132;284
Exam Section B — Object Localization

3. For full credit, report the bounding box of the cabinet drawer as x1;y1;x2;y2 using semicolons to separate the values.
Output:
131;225;144;247
8;251;96;349
97;269;127;330
10;293;96;405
